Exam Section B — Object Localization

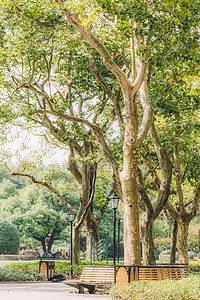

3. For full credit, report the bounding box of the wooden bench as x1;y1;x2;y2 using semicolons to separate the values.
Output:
115;265;187;282
64;264;188;293
137;265;187;280
64;265;114;294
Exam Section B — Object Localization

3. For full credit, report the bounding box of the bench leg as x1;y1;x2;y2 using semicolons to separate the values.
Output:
78;285;85;294
88;286;95;294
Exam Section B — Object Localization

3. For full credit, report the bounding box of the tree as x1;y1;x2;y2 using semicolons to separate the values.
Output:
0;1;119;263
0;0;199;265
148;58;200;264
0;0;152;265
0;164;80;252
15;204;68;253
0;219;20;254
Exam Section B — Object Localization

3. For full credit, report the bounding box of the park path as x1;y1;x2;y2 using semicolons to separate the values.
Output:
0;281;111;300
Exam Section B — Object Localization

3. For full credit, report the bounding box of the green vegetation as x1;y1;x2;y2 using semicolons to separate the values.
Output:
0;0;199;266
0;260;114;281
0;164;121;257
189;261;200;273
110;275;200;300
0;220;20;255
0;164;80;252
0;268;45;282
2;259;199;279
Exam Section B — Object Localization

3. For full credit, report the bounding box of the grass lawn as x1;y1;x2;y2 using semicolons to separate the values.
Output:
0;260;36;267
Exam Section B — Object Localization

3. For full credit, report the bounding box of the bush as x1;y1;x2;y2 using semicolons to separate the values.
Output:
188;251;197;260
189;261;200;272
4;260;113;280
5;261;85;279
5;262;39;273
0;220;20;254
110;275;200;299
0;268;45;281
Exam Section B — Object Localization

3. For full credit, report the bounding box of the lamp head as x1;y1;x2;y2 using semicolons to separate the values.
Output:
67;210;76;222
109;192;120;209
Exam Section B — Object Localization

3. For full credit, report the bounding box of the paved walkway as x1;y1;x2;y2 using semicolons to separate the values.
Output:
0;282;111;300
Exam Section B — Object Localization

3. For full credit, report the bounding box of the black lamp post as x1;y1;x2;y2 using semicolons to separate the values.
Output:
67;210;76;279
109;192;120;265
117;219;121;263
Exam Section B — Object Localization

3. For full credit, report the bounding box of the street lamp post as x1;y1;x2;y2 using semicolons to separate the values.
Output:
117;219;121;263
109;192;120;265
67;210;76;279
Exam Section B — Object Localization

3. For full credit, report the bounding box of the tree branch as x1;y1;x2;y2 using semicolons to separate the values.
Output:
56;0;130;93
189;181;200;219
12;3;56;29
89;57;124;139
30;108;122;198
174;144;186;215
137;105;154;146
11;172;76;213
99;14;125;37
68;144;82;186
165;200;180;221
137;166;154;218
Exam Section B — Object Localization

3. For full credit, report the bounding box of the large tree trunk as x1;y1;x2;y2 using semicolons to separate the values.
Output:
140;212;156;265
82;156;98;261
170;220;178;264
177;219;189;264
122;90;141;265
72;224;81;264
41;239;46;253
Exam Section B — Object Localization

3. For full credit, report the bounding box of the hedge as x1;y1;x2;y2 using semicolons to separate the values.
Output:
110;275;200;300
4;261;85;279
189;261;200;272
0;268;45;281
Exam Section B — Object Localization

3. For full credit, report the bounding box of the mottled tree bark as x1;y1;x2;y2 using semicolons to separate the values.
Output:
140;212;156;265
170;220;178;264
177;220;189;264
138;81;172;265
166;126;200;264
85;214;100;261
72;224;81;264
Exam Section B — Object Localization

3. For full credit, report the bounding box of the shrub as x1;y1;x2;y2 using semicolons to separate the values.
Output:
188;251;197;260
0;220;20;255
0;268;45;281
5;261;85;279
5;262;39;273
4;260;112;280
189;261;200;272
110;275;200;299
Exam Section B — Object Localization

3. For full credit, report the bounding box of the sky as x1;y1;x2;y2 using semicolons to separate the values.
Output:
1;126;68;166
